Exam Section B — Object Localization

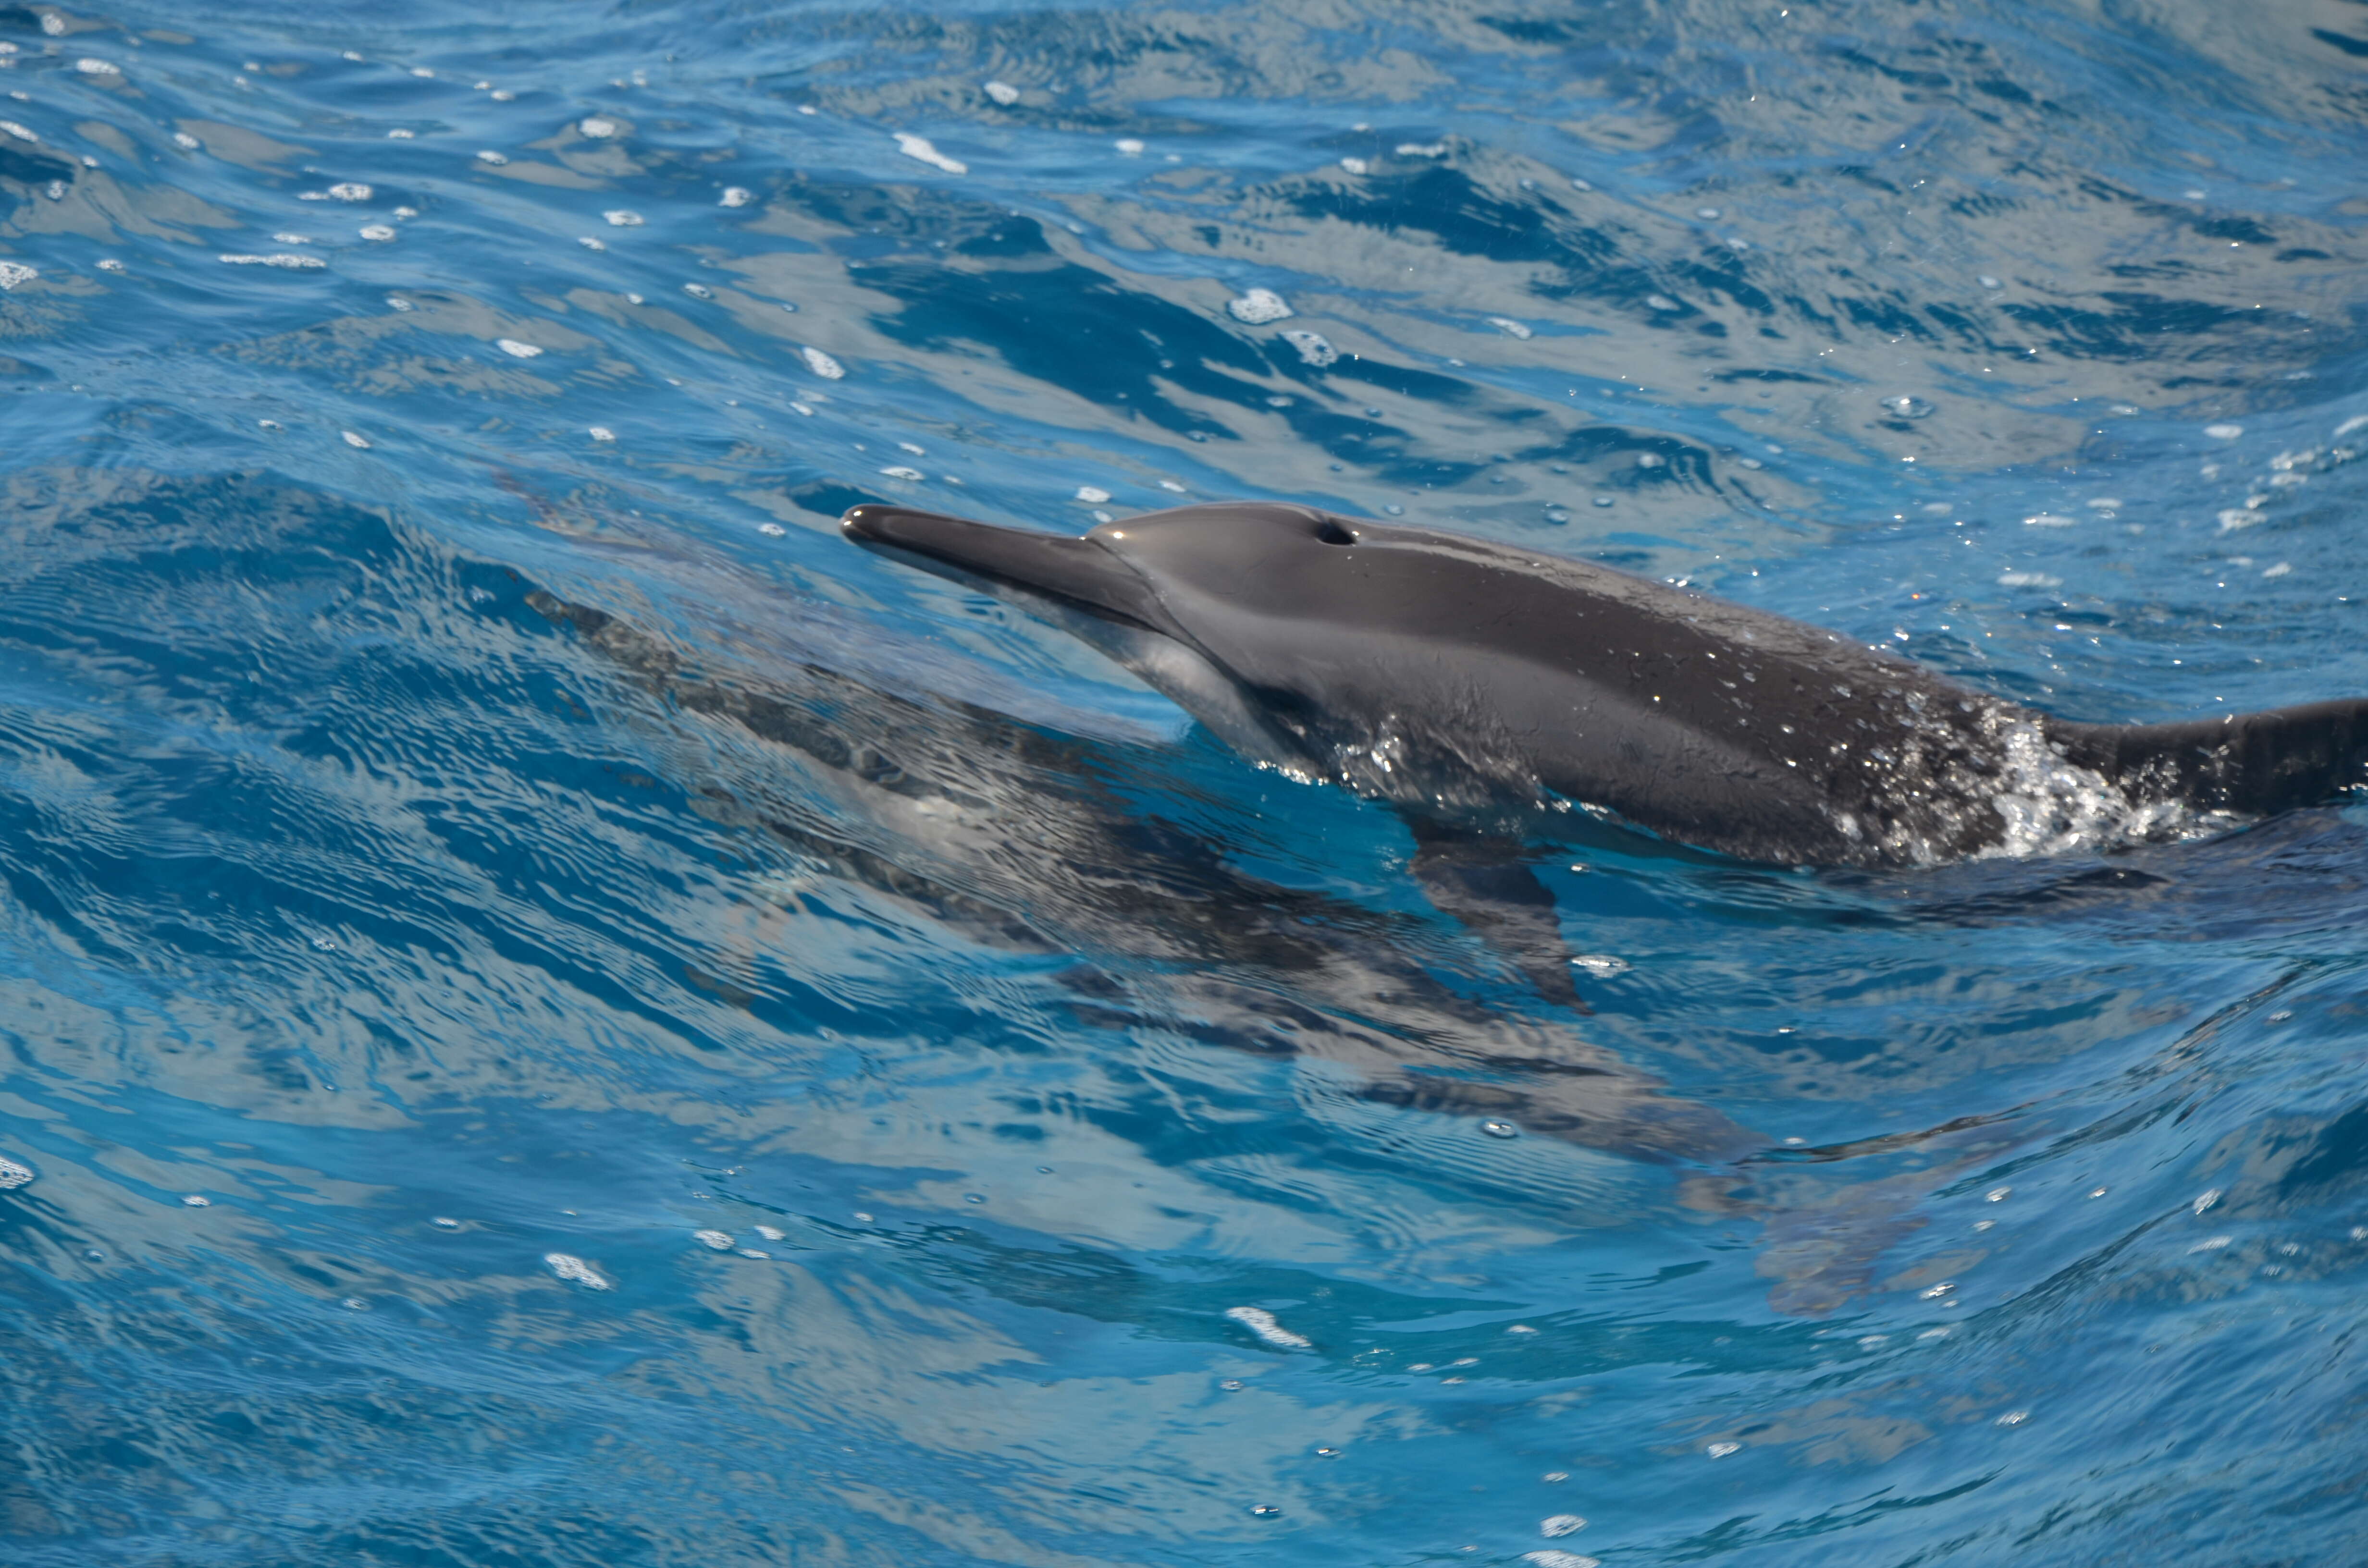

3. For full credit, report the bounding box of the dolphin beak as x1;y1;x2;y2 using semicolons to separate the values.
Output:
841;504;1170;631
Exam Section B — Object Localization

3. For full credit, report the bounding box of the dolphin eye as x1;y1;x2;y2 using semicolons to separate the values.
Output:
1312;519;1357;546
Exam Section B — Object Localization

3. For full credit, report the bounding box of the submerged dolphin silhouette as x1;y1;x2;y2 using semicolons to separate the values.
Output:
844;500;2368;867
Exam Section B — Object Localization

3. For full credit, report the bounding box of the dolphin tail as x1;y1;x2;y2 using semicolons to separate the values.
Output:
2051;698;2368;817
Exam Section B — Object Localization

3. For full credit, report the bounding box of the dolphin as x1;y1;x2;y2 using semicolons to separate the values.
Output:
841;499;2368;868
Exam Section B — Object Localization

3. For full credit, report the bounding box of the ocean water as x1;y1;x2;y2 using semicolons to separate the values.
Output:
2;0;2366;1562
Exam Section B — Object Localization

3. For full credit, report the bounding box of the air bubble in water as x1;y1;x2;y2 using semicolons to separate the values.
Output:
545;1252;609;1289
1224;1305;1311;1348
432;1216;459;1229
682;282;712;299
1881;394;1934;419
1282;329;1337;366
1227;288;1292;324
1570;954;1629;975
892;132;965;174
1480;1120;1518;1139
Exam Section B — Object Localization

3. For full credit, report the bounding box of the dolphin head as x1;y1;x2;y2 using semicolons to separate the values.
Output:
843;501;1373;770
839;500;1363;634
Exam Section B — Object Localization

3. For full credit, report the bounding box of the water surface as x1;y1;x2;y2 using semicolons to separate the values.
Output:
2;1;2367;1563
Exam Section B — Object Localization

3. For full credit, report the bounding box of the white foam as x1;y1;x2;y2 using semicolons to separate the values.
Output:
2205;423;2244;440
1115;137;1144;155
343;430;371;448
545;1252;610;1288
1541;1515;1587;1537
580;117;618;138
0;261;36;289
0;1155;31;1188
589;426;614;442
603;209;643;226
219;253;325;269
496;339;542;358
983;80;1019;105
1227;287;1292;324
358;224;395;241
1224;1305;1310;1348
1488;317;1533;340
1569;954;1629;976
0;122;34;144
720;186;752;208
1340;157;1368;174
1523;1552;1599;1568
692;1229;733;1250
74;58;120;76
2022;513;2075;527
1075;485;1111;503
1282;329;1336;366
893;133;966;174
800;346;844;380
682;282;712;299
475;149;508;165
880;465;923;480
173;131;200;150
328;182;371;201
1396;141;1446;157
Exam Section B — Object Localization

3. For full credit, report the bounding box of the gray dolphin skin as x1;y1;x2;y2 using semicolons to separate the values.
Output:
844;500;2368;866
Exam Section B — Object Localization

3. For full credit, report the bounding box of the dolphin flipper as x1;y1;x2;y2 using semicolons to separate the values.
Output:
1404;820;1589;1010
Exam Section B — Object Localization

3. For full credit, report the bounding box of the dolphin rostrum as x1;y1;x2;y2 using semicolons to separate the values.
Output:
842;500;2368;868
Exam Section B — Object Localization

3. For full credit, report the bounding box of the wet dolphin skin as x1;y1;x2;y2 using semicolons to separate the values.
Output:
846;500;2368;866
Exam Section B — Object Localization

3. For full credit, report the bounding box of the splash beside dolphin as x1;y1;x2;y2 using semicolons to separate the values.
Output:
843;500;2368;867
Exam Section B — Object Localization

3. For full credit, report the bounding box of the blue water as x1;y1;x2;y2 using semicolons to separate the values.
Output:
2;1;2366;1562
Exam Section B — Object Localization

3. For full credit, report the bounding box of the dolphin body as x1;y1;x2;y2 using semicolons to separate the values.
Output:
843;500;2368;868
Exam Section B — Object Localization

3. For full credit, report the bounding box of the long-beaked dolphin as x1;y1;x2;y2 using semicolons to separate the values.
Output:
843;500;2368;868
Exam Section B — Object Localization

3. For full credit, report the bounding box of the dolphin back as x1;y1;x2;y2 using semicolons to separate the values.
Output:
2052;698;2368;817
